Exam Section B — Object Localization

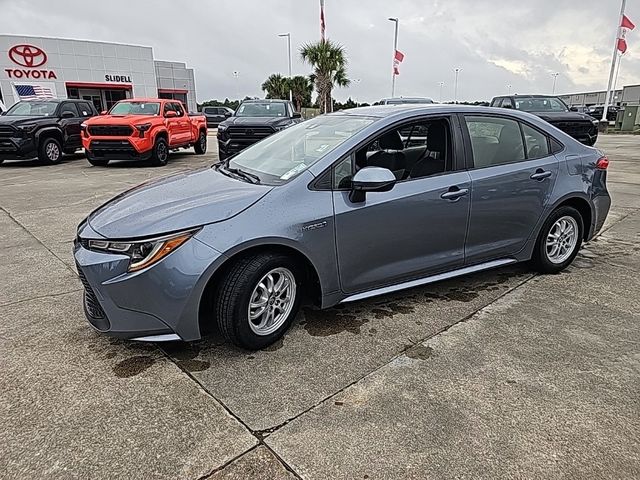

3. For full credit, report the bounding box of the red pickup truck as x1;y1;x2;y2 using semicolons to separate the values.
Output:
81;98;207;166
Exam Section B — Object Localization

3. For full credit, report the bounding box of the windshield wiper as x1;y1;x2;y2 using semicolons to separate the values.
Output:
218;163;261;184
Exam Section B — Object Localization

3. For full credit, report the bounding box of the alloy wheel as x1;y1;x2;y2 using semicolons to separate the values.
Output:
46;142;60;162
546;215;579;264
247;267;296;336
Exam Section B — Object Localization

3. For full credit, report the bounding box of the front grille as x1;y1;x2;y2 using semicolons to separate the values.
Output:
88;125;133;137
226;126;275;142
552;121;593;137
89;140;136;153
0;125;16;138
0;140;17;151
77;266;106;319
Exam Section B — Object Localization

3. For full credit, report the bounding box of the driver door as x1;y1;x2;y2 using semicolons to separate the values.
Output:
332;116;471;294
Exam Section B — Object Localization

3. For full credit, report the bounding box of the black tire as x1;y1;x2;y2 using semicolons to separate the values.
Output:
531;206;584;274
87;157;109;167
38;137;62;164
194;131;207;155
151;137;169;166
214;253;302;350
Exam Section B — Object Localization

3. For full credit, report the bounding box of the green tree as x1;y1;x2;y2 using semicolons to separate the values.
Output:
300;40;350;113
288;75;313;111
261;74;289;100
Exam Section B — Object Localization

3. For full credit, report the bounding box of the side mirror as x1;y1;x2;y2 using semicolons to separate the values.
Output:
61;111;75;118
100;110;108;115
224;111;232;117
165;110;178;118
292;112;302;119
569;106;578;112
349;167;396;203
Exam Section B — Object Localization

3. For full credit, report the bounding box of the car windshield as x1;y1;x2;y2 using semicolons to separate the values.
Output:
236;102;287;117
514;97;568;112
227;115;376;184
6;101;57;116
109;102;160;115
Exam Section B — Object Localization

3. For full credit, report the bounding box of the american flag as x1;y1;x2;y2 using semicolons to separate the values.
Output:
15;84;55;100
320;0;325;40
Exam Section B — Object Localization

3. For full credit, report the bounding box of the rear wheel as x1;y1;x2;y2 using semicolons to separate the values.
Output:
531;206;583;273
151;137;169;166
194;131;207;154
214;253;302;350
38;137;62;164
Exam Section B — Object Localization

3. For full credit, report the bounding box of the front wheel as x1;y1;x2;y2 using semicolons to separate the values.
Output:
531;206;584;273
151;137;169;166
215;253;302;350
38;137;62;164
194;131;207;154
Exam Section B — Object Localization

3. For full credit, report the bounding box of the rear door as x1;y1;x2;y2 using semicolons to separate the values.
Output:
172;102;192;143
461;114;559;264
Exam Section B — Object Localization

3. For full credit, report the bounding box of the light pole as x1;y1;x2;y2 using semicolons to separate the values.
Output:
278;33;293;102
551;72;559;94
388;17;399;98
507;84;512;94
453;67;461;103
438;81;444;102
233;71;240;99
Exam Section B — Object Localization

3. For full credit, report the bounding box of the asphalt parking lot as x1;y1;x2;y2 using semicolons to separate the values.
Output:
1;132;639;479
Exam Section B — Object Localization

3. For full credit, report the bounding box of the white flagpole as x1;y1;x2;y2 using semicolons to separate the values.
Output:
602;0;626;123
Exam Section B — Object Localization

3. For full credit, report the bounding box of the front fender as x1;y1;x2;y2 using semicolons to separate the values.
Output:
35;126;63;144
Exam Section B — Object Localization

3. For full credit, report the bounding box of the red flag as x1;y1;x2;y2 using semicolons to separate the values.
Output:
320;0;326;40
618;37;628;53
393;50;405;75
621;14;635;30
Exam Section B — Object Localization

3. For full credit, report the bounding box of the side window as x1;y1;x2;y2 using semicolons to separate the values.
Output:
333;155;354;189
163;102;175;116
60;102;79;117
464;116;525;168
173;102;185;117
500;98;513;109
78;102;93;117
521;123;550;159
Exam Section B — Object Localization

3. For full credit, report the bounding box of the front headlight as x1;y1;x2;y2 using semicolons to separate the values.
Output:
273;123;291;131
18;124;38;137
87;229;198;272
217;124;228;133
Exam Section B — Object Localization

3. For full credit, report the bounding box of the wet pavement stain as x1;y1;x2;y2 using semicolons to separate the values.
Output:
263;337;284;351
161;343;201;361
178;359;211;372
444;290;480;302
405;344;433;360
113;355;154;378
302;307;369;337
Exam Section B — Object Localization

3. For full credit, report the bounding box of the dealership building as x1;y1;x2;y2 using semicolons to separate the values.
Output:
0;34;197;112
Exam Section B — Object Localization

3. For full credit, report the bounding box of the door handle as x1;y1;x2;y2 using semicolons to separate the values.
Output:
530;169;552;180
440;186;469;200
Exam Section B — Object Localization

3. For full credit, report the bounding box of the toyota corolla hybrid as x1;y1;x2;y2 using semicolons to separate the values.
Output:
74;105;610;350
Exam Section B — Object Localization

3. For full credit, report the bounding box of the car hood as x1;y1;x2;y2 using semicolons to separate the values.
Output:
86;114;159;125
0;115;51;126
531;111;595;123
87;167;272;239
220;116;289;127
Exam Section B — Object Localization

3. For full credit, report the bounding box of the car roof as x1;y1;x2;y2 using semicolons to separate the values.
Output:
380;97;434;102
118;98;165;103
334;104;541;119
241;99;288;103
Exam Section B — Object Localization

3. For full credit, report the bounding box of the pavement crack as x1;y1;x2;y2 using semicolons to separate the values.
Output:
0;288;83;308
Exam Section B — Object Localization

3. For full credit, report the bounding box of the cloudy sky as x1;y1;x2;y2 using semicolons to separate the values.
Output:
2;0;639;103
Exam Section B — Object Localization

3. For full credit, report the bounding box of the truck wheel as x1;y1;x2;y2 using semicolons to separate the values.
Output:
38;137;62;164
151;137;169;166
214;253;302;350
194;131;207;155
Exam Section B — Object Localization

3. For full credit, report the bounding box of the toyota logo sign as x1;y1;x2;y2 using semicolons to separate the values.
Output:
9;44;48;68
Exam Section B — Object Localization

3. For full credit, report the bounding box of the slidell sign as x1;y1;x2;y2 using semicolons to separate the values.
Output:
5;44;58;79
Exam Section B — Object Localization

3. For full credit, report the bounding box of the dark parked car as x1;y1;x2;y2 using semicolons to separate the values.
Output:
202;106;234;128
490;95;598;146
217;99;302;159
0;99;97;165
75;105;610;350
378;97;435;105
585;105;618;122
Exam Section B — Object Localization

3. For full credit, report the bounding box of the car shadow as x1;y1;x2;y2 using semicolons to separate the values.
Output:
0;153;86;167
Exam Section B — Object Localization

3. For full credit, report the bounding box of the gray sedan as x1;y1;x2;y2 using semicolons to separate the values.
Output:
74;105;611;350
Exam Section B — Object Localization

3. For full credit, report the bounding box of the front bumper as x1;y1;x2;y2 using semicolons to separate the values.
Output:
0;136;38;159
73;223;224;341
83;135;154;161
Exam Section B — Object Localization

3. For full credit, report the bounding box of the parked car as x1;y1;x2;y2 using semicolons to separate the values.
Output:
81;98;207;166
217;99;301;160
0;99;97;165
378;97;435;105
202;106;234;128
75;105;610;350
585;105;618;122
490;95;599;146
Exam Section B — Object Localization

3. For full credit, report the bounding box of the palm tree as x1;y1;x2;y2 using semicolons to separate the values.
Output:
288;75;313;111
300;40;350;113
261;74;288;100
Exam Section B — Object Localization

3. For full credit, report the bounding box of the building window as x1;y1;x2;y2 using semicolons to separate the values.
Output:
104;89;127;110
67;88;79;99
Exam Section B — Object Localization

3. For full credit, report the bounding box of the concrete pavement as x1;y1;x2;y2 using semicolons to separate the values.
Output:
0;135;638;479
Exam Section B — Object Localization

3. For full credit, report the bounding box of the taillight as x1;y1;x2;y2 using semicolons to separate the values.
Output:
596;156;609;170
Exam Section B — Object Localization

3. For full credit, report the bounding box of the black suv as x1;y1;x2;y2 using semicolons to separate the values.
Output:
217;99;302;160
490;95;598;146
202;106;234;128
0;99;97;165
